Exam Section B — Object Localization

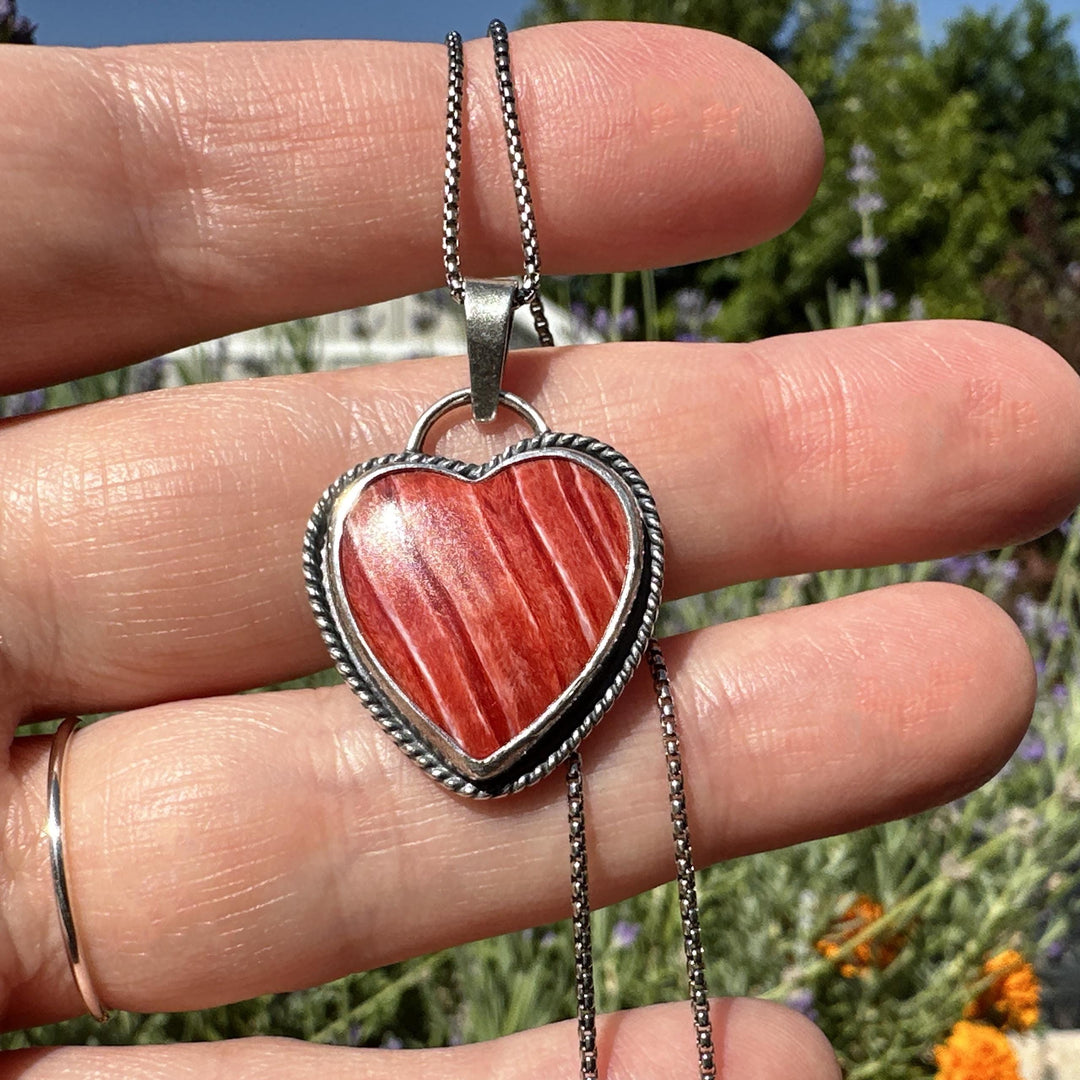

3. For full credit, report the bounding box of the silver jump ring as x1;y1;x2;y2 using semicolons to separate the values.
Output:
405;388;550;453
47;716;110;1022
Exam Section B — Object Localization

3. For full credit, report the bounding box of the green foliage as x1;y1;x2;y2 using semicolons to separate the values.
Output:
520;0;801;58
933;0;1080;213
981;187;1080;371
527;0;1080;360
0;1;35;44
718;0;1079;339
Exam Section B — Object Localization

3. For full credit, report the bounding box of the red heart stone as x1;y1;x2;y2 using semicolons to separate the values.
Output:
338;456;631;761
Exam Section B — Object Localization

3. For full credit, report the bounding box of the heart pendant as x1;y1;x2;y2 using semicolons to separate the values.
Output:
304;390;664;797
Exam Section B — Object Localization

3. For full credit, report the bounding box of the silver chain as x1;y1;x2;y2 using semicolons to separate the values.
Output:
443;21;547;322
649;641;716;1079
442;30;465;301
563;645;715;1080
442;21;712;1077
566;751;599;1079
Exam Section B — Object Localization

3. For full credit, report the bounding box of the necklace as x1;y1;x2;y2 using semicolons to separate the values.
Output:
303;20;715;1078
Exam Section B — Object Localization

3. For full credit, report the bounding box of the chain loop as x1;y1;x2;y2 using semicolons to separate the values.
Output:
443;21;545;310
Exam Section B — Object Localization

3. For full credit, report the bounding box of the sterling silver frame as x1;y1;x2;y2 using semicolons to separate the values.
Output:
303;431;665;798
324;448;645;783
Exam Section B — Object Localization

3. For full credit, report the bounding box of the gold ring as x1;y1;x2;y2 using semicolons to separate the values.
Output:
46;716;110;1022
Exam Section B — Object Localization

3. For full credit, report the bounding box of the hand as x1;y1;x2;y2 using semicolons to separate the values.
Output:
3;21;1078;1079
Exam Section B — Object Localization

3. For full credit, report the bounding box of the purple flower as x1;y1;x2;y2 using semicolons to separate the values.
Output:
1059;516;1074;536
135;355;168;393
1018;735;1046;762
592;306;611;334
381;1034;404;1050
974;553;1018;583
1015;595;1040;636
907;296;927;320
939;555;975;582
863;290;896;314
786;988;817;1020
847;162;879;184
672;289;720;339
6;388;46;416
675;288;706;317
570;301;588;324
996;559;1020;583
1052;683;1068;705
850;192;886;216
1035;655;1047;679
540;930;559;947
850;143;875;165
1049;618;1069;642
849;235;886;259
616;306;638;335
1046;939;1066;961
611;919;641;949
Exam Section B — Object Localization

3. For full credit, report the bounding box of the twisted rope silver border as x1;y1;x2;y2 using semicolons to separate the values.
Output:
302;431;665;798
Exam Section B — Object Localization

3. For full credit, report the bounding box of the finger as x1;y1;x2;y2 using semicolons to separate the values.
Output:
0;23;821;391
2;320;1076;720
1;1000;838;1080
7;583;1032;1022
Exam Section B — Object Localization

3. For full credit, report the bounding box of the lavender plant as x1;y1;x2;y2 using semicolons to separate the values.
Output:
572;271;719;345
807;143;920;331
848;144;893;322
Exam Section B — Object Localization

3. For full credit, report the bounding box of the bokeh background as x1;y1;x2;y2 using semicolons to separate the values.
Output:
3;3;1079;1078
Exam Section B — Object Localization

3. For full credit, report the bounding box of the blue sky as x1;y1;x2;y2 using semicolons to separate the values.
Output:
34;0;533;45
29;1;1080;48
922;0;1078;43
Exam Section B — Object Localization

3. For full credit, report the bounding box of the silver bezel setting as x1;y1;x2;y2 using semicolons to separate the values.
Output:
303;431;664;798
324;448;645;783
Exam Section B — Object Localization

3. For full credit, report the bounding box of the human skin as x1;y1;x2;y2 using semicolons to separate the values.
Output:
1;20;1079;1080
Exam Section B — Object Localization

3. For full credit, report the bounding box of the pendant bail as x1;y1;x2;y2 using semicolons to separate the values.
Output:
464;277;517;422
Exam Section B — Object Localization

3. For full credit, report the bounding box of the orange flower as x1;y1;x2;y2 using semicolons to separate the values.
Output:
964;949;1040;1032
934;1020;1021;1080
814;894;905;977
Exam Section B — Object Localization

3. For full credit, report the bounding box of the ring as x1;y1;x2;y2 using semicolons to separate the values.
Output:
46;716;110;1022
405;388;550;453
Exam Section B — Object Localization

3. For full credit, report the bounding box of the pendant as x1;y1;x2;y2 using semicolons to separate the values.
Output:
303;382;664;797
304;24;715;1078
